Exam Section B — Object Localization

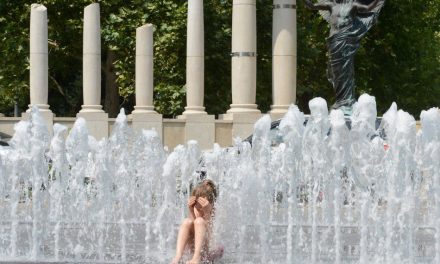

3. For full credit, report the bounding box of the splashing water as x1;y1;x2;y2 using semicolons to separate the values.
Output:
0;96;439;263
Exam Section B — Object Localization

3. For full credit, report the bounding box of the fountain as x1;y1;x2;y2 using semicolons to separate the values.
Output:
0;95;439;263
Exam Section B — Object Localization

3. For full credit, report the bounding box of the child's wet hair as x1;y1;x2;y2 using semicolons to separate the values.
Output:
191;179;217;204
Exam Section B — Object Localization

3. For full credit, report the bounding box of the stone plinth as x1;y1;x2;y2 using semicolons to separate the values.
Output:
269;111;287;121
131;112;163;140
22;110;54;134
179;114;215;150
76;112;108;140
219;112;262;140
215;120;233;146
228;0;260;114
271;0;297;115
183;0;206;115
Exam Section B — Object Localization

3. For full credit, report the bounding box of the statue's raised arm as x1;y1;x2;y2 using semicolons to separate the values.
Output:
304;0;333;11
354;0;381;13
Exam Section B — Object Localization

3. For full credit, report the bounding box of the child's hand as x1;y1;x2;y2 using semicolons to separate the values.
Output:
188;196;196;208
196;197;211;212
195;197;213;218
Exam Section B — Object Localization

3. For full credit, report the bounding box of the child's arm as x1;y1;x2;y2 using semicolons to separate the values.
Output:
188;196;196;220
196;197;213;220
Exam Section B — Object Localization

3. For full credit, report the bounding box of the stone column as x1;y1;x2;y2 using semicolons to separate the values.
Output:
220;0;261;140
24;4;53;129
29;4;50;112
182;0;206;115
227;0;260;114
271;0;297;118
133;24;155;114
77;3;108;139
131;24;163;139
80;3;102;113
178;0;214;149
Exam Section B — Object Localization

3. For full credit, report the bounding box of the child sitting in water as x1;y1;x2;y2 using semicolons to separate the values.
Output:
171;179;224;264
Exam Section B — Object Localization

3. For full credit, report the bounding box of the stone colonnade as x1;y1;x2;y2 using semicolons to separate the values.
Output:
23;1;297;148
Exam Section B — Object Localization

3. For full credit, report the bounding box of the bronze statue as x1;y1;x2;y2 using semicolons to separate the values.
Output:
304;0;385;115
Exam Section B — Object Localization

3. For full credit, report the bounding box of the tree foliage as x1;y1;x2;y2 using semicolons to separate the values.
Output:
0;0;439;118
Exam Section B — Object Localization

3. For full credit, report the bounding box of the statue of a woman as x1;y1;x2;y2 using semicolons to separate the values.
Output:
305;0;385;115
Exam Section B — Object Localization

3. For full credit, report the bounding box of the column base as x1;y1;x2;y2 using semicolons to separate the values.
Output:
180;106;207;116
79;105;104;113
180;114;215;150
132;105;156;114
27;104;51;112
219;112;262;140
270;104;290;120
22;107;54;134
131;112;163;141
226;104;261;114
76;111;109;140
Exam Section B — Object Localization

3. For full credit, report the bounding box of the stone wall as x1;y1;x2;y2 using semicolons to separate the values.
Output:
0;117;240;150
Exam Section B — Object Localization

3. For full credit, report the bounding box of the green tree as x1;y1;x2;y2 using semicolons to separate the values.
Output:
1;0;439;118
0;1;32;115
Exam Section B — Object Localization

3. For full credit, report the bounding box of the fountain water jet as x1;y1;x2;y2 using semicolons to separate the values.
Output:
0;96;439;263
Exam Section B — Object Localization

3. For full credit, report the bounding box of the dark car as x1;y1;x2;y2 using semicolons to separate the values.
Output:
0;132;11;146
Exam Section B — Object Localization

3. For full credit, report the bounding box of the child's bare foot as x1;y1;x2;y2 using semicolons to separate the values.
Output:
171;256;181;264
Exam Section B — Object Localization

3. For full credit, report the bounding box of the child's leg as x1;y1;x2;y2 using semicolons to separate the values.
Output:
171;218;194;264
186;217;207;264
